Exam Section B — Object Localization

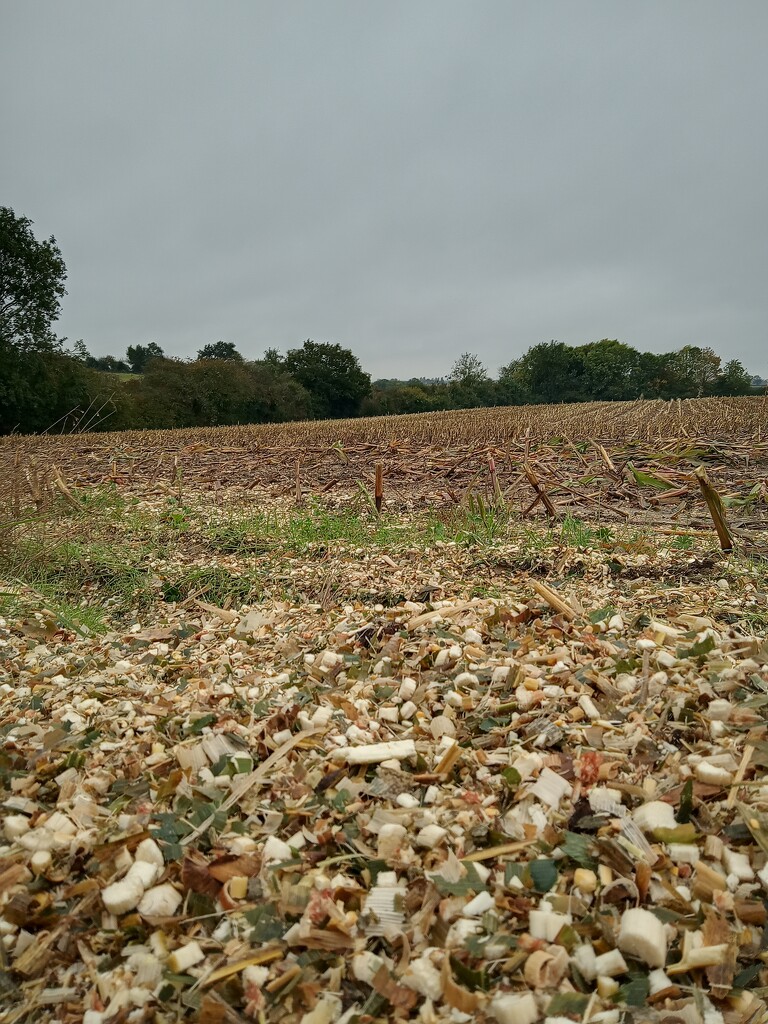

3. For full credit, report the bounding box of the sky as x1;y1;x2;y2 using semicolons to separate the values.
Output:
2;2;767;380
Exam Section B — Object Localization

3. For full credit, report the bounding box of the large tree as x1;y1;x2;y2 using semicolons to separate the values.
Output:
0;207;101;434
447;352;496;408
197;340;243;361
283;340;371;418
126;341;164;374
512;341;586;404
0;206;66;352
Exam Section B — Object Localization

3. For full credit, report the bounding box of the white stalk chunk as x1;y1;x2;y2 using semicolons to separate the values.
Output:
415;824;448;849
618;908;668;967
490;992;539;1024
138;883;182;918
648;968;674;995
572;944;597;981
135;838;165;870
352;951;387;985
530;767;572;807
594;949;628;977
377;823;407;860
722;848;754;881
102;876;145;915
402;954;443;1000
668;944;730;973
632;801;675;833
125;860;160;889
695;761;733;786
3;815;30;840
332;740;416;764
167;940;205;973
529;909;571;942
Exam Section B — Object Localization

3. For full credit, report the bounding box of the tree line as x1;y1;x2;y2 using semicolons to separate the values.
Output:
0;206;761;435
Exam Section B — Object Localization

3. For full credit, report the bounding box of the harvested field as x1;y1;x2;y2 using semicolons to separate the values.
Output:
1;397;768;1024
2;397;768;532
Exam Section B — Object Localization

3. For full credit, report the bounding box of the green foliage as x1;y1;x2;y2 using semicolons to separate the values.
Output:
89;354;131;373
125;341;164;374
283;339;371;418
0;206;66;353
107;357;312;430
529;858;558;892
197;340;243;361
0;347;104;435
0;208;108;434
0;205;760;432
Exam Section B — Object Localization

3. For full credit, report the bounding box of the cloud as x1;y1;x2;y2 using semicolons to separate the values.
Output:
2;0;766;377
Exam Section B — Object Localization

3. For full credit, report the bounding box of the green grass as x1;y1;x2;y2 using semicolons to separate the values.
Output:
204;500;424;554
558;515;613;547
3;482;756;628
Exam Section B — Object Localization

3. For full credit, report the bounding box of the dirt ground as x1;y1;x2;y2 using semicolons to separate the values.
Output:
1;410;768;1023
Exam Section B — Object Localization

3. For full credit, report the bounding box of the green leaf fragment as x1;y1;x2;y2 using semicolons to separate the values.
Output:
187;713;217;734
560;831;597;868
449;955;488;991
433;863;487;897
529;858;558;893
677;779;693;823
547;992;590;1015
617;973;650;1006
677;635;716;659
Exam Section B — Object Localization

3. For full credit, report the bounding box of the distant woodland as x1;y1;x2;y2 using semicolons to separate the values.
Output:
1;206;762;436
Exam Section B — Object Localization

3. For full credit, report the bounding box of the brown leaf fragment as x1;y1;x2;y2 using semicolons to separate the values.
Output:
635;860;652;903
0;861;33;896
207;853;260;882
734;900;767;926
440;957;480;1013
182;853;223;897
199;991;250;1023
372;964;420;1011
702;912;737;997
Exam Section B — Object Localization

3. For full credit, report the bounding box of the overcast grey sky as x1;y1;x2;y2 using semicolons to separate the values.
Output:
2;2;766;378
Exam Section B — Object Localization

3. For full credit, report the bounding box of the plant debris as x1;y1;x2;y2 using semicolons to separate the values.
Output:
2;510;768;1024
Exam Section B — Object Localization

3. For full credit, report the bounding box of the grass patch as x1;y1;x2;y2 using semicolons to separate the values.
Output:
3;483;759;627
558;515;613;547
203;501;419;554
160;566;261;606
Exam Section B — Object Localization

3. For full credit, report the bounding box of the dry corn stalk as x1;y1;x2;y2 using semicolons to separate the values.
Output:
694;466;734;551
523;461;558;519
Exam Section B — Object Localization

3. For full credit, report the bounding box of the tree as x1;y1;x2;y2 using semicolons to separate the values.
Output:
448;352;489;387
88;354;131;373
0;207;101;434
262;347;284;368
283;340;371;418
578;340;642;401
664;345;721;397
446;352;496;408
114;357;312;429
512;341;586;403
496;359;530;406
126;341;164;374
197;341;243;361
713;359;754;396
0;206;67;352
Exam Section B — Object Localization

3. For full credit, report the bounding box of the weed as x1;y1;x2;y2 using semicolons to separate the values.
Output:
434;492;510;546
558;515;613;548
670;534;695;551
160;500;193;534
161;566;260;606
